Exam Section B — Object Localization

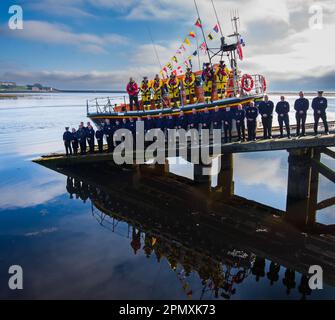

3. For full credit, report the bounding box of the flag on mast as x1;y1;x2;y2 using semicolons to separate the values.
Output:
189;31;196;38
237;42;243;61
195;18;202;28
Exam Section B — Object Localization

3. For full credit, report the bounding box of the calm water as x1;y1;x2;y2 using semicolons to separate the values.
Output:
0;93;334;300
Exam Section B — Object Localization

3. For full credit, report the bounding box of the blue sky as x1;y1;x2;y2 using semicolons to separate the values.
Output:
0;0;335;90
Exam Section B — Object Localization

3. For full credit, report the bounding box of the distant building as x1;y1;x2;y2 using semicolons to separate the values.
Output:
0;81;16;87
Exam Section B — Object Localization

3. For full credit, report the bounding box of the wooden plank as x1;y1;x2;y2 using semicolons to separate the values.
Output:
322;147;335;160
311;159;335;183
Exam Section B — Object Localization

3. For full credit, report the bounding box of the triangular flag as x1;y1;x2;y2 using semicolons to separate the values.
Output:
180;44;187;52
189;31;196;38
172;56;178;63
184;37;191;46
195;18;202;28
208;33;214;41
199;42;207;54
192;50;198;56
213;24;219;33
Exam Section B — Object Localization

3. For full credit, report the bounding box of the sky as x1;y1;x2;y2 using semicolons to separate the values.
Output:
0;0;334;91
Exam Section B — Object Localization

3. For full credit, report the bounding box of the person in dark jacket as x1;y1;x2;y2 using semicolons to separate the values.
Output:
222;107;233;143
201;108;212;130
103;119;114;153
127;118;136;136
258;95;274;139
87;124;95;153
145;115;155;133
294;91;309;137
156;113;166;132
77;123;87;155
312;91;329;135
211;106;222;130
63;127;73;156
176;111;188;130
276;96;291;138
71;128;79;155
122;118;128;129
234;105;246;142
166;115;175;130
95;126;104;153
188;108;200;130
245;102;259;141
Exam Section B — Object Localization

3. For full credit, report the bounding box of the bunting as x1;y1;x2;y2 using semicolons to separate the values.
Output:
213;24;219;33
189;31;196;38
208;33;214;41
195;18;202;28
192;50;198;56
172;56;178;63
199;42;207;54
184;37;191;46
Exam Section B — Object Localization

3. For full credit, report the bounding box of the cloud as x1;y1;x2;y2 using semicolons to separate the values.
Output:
3;20;128;54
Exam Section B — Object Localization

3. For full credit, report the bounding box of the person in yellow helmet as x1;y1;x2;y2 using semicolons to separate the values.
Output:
167;73;180;108
183;68;197;105
215;61;229;99
202;63;214;104
140;76;152;111
152;74;163;109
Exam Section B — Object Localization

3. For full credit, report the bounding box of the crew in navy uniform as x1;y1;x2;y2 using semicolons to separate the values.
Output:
189;108;200;130
95;126;104;153
77;123;87;155
71;128;79;155
234;104;246;142
145;115;155;133
258;95;274;139
121;118;128;129
211;106;223;130
222;107;233;143
127;118;136;137
312;91;329;135
156;113;166;133
176;111;188;130
245;102;259;141
103;120;114;153
63;127;73;156
87;124;95;153
276;96;291;138
294;91;309;137
166;115;175;134
201;108;212;130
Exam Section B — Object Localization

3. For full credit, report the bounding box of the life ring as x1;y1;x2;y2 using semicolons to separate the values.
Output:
241;74;254;92
260;75;267;92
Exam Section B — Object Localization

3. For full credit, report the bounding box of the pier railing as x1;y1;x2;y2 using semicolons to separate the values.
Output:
87;95;129;116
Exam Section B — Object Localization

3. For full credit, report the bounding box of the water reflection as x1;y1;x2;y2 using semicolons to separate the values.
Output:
56;161;334;300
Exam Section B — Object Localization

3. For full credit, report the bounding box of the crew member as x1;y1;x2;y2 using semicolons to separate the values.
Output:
127;118;136;137
234;105;246;142
312;91;329;135
276;96;291;139
188;108;200;131
126;78;140;111
294;91;309;137
176;111;188;130
63;127;73;156
258;95;274;139
201;107;211;130
103;119;114;153
183;68;197;104
87;124;95;153
222;107;233;143
71;128;79;155
77;123;87;155
166;115;175;130
211;106;223;130
95;126;104;153
202;63;214;103
215;61;229;99
246;102;259;141
140;77;152;111
156;113;166;133
145;115;155;133
167;73;181;108
152;74;163;109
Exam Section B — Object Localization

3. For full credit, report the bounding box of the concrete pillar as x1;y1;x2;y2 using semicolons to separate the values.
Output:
286;149;312;227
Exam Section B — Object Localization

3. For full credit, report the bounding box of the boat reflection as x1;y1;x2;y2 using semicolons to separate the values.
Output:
60;161;335;300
